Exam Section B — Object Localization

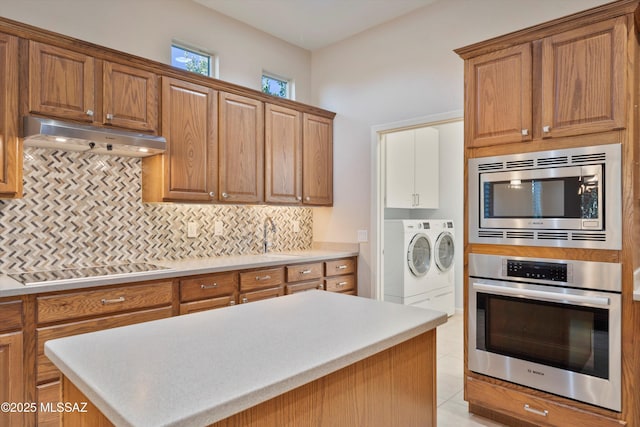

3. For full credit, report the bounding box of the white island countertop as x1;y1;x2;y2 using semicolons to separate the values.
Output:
45;291;447;427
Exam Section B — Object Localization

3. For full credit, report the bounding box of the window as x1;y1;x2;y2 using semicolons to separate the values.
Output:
262;73;292;99
171;43;213;77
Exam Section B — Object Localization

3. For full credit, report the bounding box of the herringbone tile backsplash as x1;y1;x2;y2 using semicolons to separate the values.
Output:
0;148;313;273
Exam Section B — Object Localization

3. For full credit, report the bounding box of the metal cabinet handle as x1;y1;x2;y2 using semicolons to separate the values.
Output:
416;193;420;206
521;129;529;136
86;109;94;117
255;275;271;281
300;270;312;275
305;196;311;202
222;192;229;199
106;113;114;121
296;196;302;201
542;125;550;133
209;191;215;198
101;296;125;305
242;297;248;303
200;283;218;289
337;281;348;287
229;300;236;306
336;265;347;270
523;404;548;417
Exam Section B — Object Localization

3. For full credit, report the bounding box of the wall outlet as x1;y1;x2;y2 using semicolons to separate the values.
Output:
292;220;300;233
187;222;198;238
357;229;368;243
215;221;224;236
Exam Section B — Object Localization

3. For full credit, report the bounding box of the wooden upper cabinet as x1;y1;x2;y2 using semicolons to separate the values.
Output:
218;92;264;204
0;33;20;197
265;104;302;204
28;41;96;122
143;77;217;202
466;43;532;147
102;61;158;132
302;113;333;205
540;17;626;138
28;42;158;133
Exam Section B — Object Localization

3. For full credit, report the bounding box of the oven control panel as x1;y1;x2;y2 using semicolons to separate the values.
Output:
505;260;568;282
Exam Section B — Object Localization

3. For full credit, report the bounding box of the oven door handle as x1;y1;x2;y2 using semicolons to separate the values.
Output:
473;282;610;307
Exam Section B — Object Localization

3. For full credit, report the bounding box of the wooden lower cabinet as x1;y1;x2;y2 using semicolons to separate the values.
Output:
0;331;23;427
467;377;623;427
0;300;23;427
324;257;357;295
239;267;285;304
179;272;238;314
285;280;324;294
36;381;61;427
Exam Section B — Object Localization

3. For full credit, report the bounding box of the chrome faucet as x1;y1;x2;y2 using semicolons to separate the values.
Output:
263;216;277;253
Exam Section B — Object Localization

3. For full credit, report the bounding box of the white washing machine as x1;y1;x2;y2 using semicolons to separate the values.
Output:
384;219;455;316
383;220;440;300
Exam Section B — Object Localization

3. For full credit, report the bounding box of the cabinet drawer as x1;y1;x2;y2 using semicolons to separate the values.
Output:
325;258;356;276
180;296;236;315
467;377;622;427
0;300;22;333
285;280;324;294
240;287;284;304
325;275;356;293
239;267;284;291
181;272;237;302
36;306;172;383
37;381;61;427
286;263;323;282
37;281;173;324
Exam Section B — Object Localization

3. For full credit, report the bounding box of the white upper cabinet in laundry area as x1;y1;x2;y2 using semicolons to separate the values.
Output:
385;126;439;209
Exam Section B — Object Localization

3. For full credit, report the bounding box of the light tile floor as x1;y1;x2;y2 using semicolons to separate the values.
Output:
436;314;506;427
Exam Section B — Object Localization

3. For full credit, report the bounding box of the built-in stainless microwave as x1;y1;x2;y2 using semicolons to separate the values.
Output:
469;144;621;249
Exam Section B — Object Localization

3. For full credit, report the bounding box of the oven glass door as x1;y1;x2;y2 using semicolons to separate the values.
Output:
469;278;621;411
480;165;602;230
476;291;609;379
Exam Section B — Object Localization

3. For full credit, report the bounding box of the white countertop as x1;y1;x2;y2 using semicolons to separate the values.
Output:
0;249;358;297
45;291;447;427
634;268;640;301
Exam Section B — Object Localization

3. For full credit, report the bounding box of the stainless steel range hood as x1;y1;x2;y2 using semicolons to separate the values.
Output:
22;116;166;157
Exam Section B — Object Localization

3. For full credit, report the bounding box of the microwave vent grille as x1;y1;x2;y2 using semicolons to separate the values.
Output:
478;230;504;238
478;162;503;171
506;160;534;169
571;153;606;164
537;156;568;166
506;231;534;239
572;232;606;241
538;231;569;240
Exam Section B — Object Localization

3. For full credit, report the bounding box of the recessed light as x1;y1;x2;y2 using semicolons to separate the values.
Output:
139;148;149;153
55;137;67;142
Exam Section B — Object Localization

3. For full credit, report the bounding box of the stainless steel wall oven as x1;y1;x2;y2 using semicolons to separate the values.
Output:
468;143;621;249
468;254;621;411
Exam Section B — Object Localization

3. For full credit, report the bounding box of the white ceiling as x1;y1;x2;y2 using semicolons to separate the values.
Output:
194;0;438;50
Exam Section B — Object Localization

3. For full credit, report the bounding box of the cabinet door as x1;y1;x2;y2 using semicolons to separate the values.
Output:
0;34;20;197
385;129;415;208
302;113;333;205
465;43;532;147
28;41;96;123
413;127;439;209
218;92;264;203
103;61;158;132
265;104;302;204
161;77;217;202
541;17;626;138
0;332;23;427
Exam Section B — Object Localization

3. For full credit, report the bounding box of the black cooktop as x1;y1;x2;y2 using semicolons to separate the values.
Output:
9;262;172;285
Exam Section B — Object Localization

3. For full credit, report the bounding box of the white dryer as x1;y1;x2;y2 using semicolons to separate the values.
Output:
420;219;455;316
383;220;441;301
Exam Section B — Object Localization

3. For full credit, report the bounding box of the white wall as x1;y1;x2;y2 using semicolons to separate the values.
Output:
311;0;610;302
0;0;312;103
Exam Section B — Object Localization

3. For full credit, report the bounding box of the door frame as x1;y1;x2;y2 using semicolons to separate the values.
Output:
370;110;462;300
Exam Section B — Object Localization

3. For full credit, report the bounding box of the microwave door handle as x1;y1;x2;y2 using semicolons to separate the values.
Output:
472;282;610;307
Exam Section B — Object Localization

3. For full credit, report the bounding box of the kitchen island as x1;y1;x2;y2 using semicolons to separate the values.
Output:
45;290;446;427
